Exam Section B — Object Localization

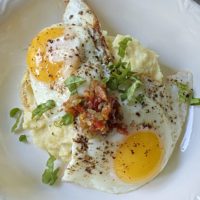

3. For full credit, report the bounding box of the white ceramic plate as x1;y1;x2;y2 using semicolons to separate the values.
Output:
0;0;200;199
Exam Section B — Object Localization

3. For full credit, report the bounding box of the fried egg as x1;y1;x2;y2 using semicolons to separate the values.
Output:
27;3;111;120
62;72;192;193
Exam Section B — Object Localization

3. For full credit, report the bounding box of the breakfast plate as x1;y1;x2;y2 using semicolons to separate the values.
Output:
0;0;200;199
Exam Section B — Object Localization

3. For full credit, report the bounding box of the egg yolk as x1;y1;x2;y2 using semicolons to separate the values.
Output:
114;130;163;183
27;26;64;83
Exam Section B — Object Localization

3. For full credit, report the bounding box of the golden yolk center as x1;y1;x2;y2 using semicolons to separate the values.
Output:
114;130;163;183
27;26;64;83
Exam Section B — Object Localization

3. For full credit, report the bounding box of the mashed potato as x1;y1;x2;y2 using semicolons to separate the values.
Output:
23;110;75;162
21;73;75;163
105;34;163;82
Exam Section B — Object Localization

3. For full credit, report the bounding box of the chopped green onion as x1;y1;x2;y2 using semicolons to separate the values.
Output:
10;108;21;117
107;77;118;90
120;92;128;101
177;82;192;103
135;94;145;104
54;113;74;127
190;98;200;105
46;155;56;169
127;79;142;103
32;100;56;120
106;60;143;103
42;155;59;186
19;135;28;143
102;77;110;84
118;80;133;92
107;61;132;91
9;108;23;133
65;76;86;95
118;37;132;58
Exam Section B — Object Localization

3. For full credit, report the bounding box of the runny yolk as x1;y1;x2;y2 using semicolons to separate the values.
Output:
27;26;64;83
114;130;163;183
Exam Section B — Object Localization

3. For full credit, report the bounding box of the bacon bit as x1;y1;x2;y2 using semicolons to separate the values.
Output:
63;95;84;116
94;83;107;101
101;104;111;120
115;125;128;135
63;80;127;135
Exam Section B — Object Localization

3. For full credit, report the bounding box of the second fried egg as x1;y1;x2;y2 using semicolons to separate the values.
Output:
62;72;192;193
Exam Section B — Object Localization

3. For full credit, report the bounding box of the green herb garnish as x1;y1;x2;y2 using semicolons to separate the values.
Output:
54;113;74;127
42;155;59;186
106;61;142;103
32;100;56;120
107;77;119;90
127;79;142;103
19;135;28;143
177;82;192;103
118;37;132;58
65;76;86;95
102;77;110;84
10;108;23;133
135;94;145;104
190;98;200;105
119;78;142;103
107;60;131;90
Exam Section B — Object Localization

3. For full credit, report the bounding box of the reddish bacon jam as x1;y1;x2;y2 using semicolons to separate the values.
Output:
63;80;127;135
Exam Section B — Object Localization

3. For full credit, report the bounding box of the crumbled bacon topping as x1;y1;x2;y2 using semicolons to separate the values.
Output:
63;80;127;135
